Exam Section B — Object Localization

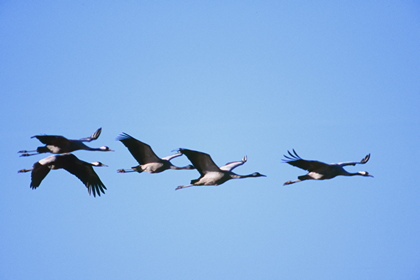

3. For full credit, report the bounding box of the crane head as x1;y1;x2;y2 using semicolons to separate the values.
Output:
359;171;373;177
91;162;108;167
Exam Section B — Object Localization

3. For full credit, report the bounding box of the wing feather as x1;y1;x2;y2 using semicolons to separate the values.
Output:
30;162;51;189
59;155;106;197
118;133;161;164
32;135;70;146
336;154;371;166
179;149;220;175
220;156;247;171
282;150;330;171
79;127;102;142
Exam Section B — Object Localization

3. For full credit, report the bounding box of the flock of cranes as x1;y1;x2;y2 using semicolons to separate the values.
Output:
18;128;373;197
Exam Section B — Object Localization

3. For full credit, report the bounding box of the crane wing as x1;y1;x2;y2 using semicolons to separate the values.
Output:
282;149;330;171
118;133;161;164
336;154;371;166
79;127;102;142
162;151;182;161
33;128;102;144
32;135;70;146
30;162;51;189
220;156;247;171
58;154;106;197
179;148;220;175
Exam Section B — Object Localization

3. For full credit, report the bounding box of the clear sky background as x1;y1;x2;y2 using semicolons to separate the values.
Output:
1;1;419;279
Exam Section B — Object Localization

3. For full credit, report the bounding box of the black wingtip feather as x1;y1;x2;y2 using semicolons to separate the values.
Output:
116;132;132;141
283;149;301;162
89;182;107;197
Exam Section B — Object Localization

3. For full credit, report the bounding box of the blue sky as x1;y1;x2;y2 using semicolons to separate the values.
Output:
1;1;419;279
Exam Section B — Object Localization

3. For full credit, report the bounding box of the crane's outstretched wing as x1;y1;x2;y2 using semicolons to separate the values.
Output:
162;151;183;161
79;127;102;142
282;149;330;171
220;156;247;171
32;135;70;146
30;161;51;189
179;148;220;175
336;154;371;166
58;154;107;197
118;133;161;164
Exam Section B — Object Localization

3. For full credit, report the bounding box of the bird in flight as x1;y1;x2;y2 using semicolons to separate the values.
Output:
18;153;107;197
176;148;266;190
282;149;373;185
117;133;194;174
18;127;112;157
